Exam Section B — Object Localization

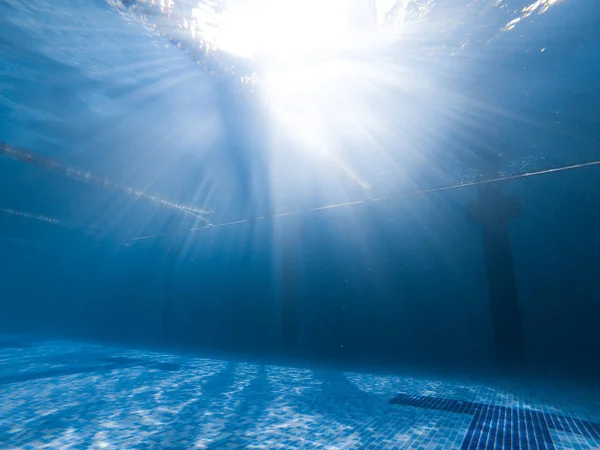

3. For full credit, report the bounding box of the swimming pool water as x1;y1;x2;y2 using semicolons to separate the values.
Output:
2;1;600;448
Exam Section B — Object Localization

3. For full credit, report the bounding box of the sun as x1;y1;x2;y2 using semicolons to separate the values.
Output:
192;0;353;62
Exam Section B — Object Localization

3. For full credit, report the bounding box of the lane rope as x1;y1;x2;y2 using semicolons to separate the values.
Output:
129;159;600;243
0;141;211;222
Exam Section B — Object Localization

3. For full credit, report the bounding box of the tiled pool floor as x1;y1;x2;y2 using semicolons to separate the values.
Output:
0;339;599;449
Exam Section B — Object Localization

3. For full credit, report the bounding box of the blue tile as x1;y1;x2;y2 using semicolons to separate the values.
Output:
1;338;599;449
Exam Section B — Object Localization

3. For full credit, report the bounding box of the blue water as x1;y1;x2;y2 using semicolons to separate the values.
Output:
1;0;600;447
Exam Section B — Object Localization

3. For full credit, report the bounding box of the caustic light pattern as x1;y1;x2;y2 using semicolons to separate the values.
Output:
1;339;599;449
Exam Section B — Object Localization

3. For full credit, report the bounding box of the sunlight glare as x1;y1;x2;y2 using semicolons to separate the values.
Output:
192;0;351;61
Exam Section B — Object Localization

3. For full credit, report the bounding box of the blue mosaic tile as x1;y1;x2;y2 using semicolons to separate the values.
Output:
389;393;600;449
0;338;599;449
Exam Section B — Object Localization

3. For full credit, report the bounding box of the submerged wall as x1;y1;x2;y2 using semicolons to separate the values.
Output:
1;162;599;377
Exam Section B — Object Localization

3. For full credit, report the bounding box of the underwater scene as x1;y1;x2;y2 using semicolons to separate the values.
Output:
1;0;599;448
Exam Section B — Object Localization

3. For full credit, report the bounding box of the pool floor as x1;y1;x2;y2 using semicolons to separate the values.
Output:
0;339;599;449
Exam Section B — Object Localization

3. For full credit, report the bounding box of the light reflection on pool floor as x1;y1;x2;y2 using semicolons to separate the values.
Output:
0;338;598;449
